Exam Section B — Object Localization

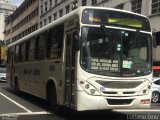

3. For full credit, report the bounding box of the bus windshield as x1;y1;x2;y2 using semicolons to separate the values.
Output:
82;9;151;31
80;27;152;77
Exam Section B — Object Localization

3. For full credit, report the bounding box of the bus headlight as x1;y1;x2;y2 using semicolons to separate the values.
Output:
90;89;96;95
138;84;151;96
79;80;100;96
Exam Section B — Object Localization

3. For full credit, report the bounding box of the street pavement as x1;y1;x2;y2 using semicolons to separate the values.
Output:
0;82;160;120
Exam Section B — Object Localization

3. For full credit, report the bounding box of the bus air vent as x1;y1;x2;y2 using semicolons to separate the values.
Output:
107;99;133;105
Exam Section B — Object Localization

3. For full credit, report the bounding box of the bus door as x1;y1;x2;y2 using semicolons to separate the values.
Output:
64;30;77;106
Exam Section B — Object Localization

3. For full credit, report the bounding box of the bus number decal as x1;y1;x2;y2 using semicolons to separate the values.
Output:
24;68;40;76
49;65;55;71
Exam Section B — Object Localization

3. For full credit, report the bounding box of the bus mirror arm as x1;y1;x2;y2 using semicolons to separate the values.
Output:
152;30;157;48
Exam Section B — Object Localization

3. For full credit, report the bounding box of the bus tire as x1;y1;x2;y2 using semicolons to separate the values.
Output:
152;91;160;103
47;83;59;112
15;77;19;92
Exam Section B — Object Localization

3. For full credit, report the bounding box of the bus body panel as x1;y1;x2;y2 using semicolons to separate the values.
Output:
76;91;151;111
13;60;63;100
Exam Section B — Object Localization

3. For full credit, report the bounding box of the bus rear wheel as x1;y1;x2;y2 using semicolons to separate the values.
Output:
15;78;19;92
48;85;59;112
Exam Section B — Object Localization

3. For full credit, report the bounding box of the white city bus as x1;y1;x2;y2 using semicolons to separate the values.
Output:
6;6;153;111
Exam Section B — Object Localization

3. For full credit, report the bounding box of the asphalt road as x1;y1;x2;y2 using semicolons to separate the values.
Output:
0;82;160;120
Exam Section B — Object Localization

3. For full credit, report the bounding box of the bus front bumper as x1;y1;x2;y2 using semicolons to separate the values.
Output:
76;91;151;111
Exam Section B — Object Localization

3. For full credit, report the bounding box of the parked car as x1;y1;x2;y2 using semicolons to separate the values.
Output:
0;67;6;82
152;77;160;103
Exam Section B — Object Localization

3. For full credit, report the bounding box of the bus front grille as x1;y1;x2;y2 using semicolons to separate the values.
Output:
107;99;134;105
102;91;135;95
97;80;143;89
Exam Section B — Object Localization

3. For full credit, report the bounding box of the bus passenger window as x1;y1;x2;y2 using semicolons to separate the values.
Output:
6;49;11;65
47;29;57;59
47;26;64;59
20;43;25;62
55;28;63;58
25;41;29;61
35;33;46;60
14;45;20;63
28;38;35;61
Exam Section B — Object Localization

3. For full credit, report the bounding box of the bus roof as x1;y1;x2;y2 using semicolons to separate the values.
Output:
83;6;148;18
7;6;149;49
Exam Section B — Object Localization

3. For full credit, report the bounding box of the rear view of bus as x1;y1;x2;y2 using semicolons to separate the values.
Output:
76;7;152;111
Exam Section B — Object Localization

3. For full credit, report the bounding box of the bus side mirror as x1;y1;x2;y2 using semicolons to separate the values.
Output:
73;33;80;51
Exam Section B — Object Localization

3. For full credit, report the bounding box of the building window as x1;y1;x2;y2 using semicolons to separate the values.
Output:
72;1;78;10
59;9;63;17
41;5;43;15
66;5;70;14
45;1;48;12
131;0;142;13
152;0;160;14
115;4;124;10
44;19;47;25
92;0;97;6
40;21;42;28
50;0;52;7
55;0;58;6
54;13;57;20
82;0;87;6
48;16;52;23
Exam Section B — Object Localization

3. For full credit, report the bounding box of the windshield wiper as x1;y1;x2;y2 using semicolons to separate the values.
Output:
100;25;115;59
100;25;112;37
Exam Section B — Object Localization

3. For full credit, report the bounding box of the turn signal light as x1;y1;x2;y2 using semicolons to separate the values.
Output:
80;80;85;84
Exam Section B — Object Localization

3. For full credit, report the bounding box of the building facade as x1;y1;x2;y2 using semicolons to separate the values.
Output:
4;0;39;45
0;13;5;41
4;0;160;62
0;0;16;41
39;0;105;27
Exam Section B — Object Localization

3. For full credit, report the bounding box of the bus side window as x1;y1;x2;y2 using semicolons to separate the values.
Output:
20;42;25;62
14;45;19;63
35;33;46;60
55;27;63;58
47;26;64;59
47;29;57;59
25;41;29;61
28;38;36;61
7;49;11;65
